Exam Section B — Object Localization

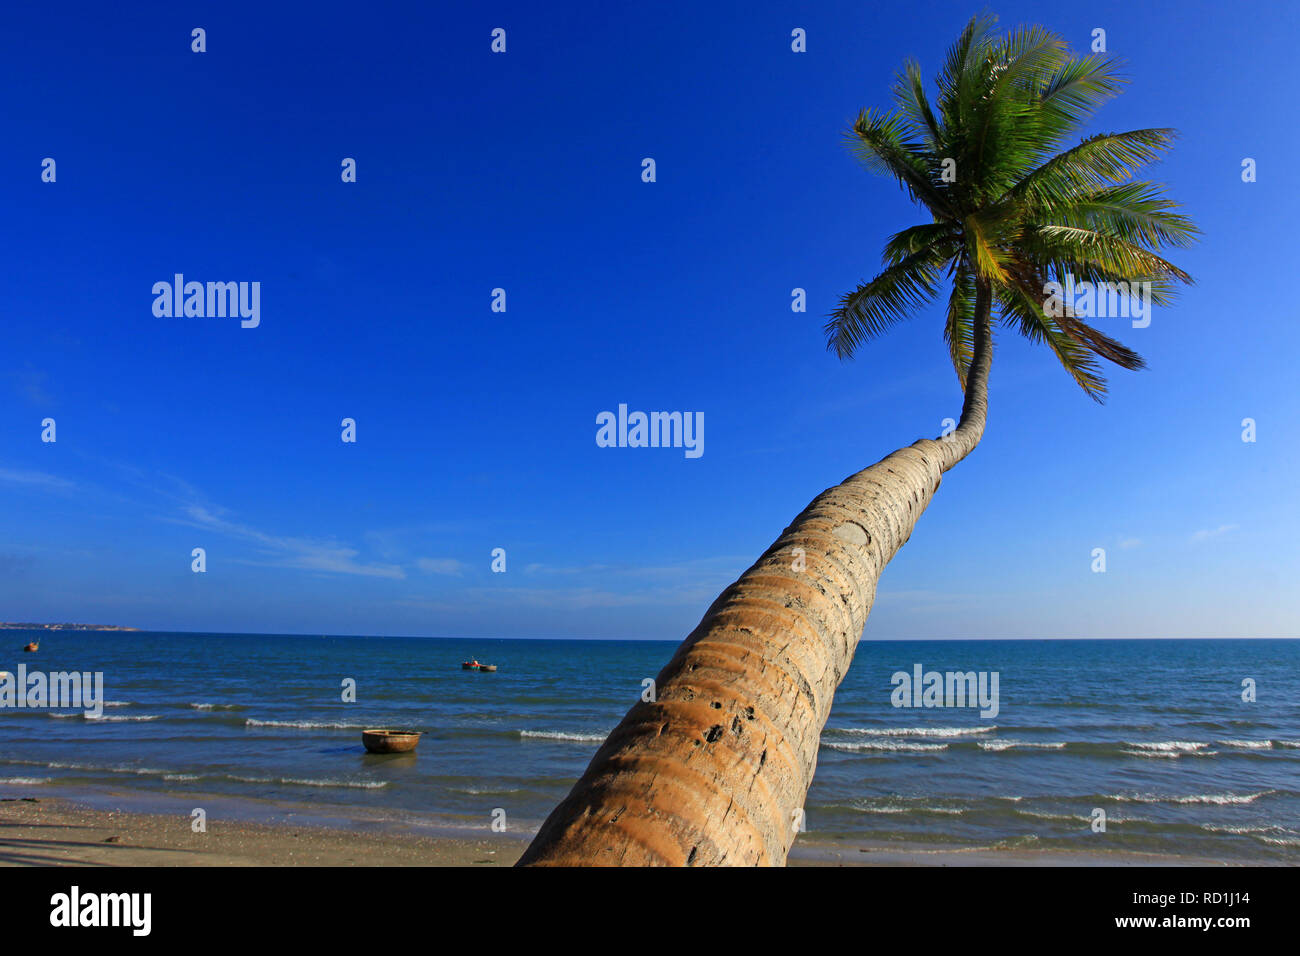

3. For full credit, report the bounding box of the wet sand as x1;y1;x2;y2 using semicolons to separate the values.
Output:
2;796;1231;867
787;842;1233;866
0;798;524;866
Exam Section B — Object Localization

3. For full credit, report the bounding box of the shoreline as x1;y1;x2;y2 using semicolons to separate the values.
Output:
1;793;1247;867
0;795;529;867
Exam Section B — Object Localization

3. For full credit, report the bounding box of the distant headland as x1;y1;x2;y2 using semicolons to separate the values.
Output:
0;623;141;631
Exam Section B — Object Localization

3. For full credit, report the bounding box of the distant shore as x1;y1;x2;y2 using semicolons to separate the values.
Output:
0;623;140;631
0;795;1244;867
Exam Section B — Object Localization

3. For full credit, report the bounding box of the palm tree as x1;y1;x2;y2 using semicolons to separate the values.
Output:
518;13;1197;866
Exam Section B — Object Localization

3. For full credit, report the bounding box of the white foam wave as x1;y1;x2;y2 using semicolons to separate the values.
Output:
231;774;387;790
852;803;964;815
1125;740;1212;752
1115;791;1273;806
1121;748;1218;759
833;726;996;738
826;740;949;752
43;761;177;777
244;718;367;730
48;712;159;722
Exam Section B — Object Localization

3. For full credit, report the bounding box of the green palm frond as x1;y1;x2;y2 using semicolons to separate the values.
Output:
882;222;961;263
1026;225;1193;285
944;263;977;383
997;277;1110;400
892;59;943;148
1012;129;1180;203
1032;182;1199;249
846;109;954;217
1035;54;1128;139
825;249;946;359
937;12;1000;128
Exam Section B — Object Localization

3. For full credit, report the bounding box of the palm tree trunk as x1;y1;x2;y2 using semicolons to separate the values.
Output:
518;289;993;866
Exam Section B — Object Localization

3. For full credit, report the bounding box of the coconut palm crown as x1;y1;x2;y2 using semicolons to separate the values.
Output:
826;13;1198;400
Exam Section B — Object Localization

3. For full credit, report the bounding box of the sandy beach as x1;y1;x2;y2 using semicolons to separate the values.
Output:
1;795;1239;867
0;797;526;867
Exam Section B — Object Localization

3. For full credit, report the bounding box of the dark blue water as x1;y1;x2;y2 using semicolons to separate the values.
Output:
2;632;1296;861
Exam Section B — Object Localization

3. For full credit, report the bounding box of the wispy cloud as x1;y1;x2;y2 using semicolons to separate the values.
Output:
416;557;464;575
0;466;74;490
398;583;719;613
393;555;749;614
1191;524;1239;543
9;366;53;406
179;505;405;579
523;562;620;576
522;557;747;582
0;552;36;575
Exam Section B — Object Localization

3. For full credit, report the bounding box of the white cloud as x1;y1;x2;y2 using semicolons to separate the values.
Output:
1191;524;1239;542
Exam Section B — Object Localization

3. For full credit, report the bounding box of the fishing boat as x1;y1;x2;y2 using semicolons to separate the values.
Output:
22;642;38;653
461;660;480;670
361;729;422;754
478;664;498;672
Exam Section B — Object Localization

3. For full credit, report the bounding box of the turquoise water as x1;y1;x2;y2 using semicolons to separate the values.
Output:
1;631;1297;861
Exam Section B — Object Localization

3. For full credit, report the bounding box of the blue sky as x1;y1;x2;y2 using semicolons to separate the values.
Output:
2;0;1296;640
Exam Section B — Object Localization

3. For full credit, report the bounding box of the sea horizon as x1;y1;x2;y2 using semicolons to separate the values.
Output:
10;625;1297;642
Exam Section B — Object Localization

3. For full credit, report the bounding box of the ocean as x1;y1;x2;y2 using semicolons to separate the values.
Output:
1;631;1297;862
